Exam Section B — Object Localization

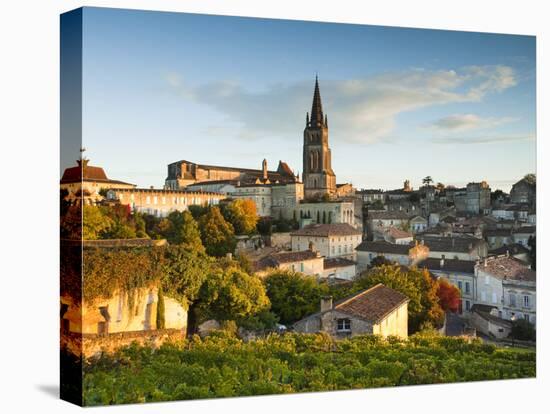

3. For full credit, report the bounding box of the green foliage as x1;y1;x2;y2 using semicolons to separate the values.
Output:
237;310;279;332
510;319;536;341
159;211;206;253
188;204;209;220
82;205;114;240
161;245;213;306
263;270;330;325
369;199;385;210
523;173;536;185
221;199;258;235
198;207;236;257
197;265;270;322
156;287;166;329
82;333;535;406
256;217;273;235
368;255;393;269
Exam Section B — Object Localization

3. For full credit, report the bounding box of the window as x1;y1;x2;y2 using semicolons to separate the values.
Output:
337;318;351;332
509;293;516;307
492;292;498;304
523;295;530;308
524;314;530;323
465;300;471;311
458;281;463;292
465;282;470;294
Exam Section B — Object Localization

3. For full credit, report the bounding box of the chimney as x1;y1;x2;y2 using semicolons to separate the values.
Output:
506;249;509;257
320;296;333;313
226;252;233;260
308;241;316;252
484;258;487;266
262;159;268;181
440;255;445;268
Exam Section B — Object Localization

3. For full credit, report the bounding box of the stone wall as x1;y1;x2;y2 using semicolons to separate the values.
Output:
62;329;185;358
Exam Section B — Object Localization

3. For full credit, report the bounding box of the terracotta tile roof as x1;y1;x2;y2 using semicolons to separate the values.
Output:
255;250;320;271
60;161;134;186
335;284;409;323
478;256;536;282
387;226;413;239
323;257;357;269
290;223;362;237
356;240;411;255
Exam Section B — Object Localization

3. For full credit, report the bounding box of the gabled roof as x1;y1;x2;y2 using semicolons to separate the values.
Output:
334;284;409;324
415;235;485;253
386;226;413;240
291;223;362;237
60;159;134;187
418;258;476;274
255;250;320;271
489;243;529;256
356;240;411;255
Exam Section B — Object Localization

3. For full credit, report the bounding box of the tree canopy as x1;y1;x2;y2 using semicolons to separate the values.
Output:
263;270;330;325
198;207;236;257
222;199;258;235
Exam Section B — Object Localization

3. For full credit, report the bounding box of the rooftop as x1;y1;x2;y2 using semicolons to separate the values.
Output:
334;284;409;324
60;159;135;187
323;257;357;269
256;250;320;270
356;240;411;255
291;223;362;237
368;211;411;220
418;257;476;274
415;235;484;253
477;255;536;282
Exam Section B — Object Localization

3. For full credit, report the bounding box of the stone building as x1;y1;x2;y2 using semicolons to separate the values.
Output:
254;249;324;278
106;187;225;217
60;157;135;205
415;234;488;260
290;223;362;260
302;76;336;200
231;181;304;219
365;210;410;239
293;284;409;339
297;200;355;227
475;255;536;326
454;182;491;215
355;240;429;271
165;158;298;190
510;176;536;207
322;257;357;281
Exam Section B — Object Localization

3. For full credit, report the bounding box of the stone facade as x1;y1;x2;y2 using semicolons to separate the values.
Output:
291;224;362;260
106;187;225;217
297;201;355;226
302;77;336;200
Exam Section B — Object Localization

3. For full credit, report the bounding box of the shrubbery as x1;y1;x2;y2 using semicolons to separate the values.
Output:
82;332;535;406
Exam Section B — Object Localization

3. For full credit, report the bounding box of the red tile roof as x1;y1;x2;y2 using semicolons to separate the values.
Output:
335;284;409;323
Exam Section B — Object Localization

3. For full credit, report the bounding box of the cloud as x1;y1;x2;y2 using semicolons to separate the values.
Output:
433;133;535;145
427;113;518;132
164;65;518;144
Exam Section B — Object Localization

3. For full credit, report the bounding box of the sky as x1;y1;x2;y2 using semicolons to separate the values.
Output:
73;7;536;192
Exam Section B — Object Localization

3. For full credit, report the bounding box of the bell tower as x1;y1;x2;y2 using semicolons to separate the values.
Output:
302;76;336;200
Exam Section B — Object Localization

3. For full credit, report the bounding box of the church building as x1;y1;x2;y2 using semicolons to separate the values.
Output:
303;76;337;200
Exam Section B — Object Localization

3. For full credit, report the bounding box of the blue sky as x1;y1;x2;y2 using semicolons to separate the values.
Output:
76;7;536;192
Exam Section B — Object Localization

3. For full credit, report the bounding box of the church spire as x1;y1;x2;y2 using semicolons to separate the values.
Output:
310;75;324;127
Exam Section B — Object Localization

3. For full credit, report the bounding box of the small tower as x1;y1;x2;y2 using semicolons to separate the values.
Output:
262;158;268;181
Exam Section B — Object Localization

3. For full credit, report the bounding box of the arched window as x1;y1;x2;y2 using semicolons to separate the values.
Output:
314;151;319;171
317;150;322;170
309;151;315;170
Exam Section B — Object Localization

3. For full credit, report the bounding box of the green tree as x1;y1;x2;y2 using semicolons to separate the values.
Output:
510;318;536;341
198;207;236;257
222;199;258;235
264;270;330;325
197;265;270;322
422;176;434;186
82;205;113;240
156;286;166;329
162;211;205;253
523;173;536;185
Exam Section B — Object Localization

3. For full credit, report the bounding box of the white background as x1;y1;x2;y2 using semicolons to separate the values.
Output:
0;1;547;412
